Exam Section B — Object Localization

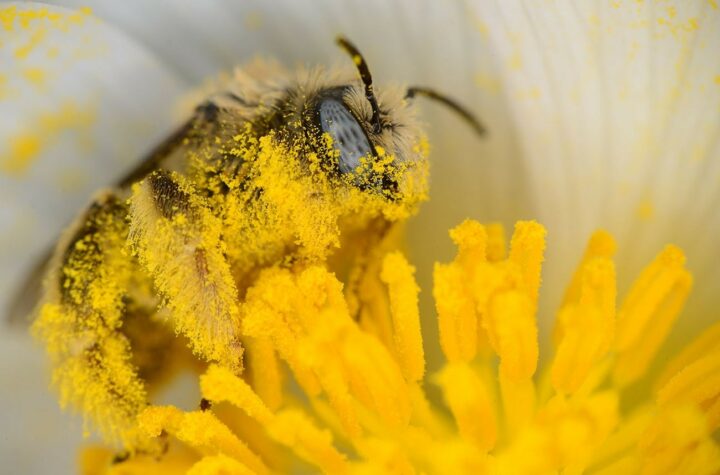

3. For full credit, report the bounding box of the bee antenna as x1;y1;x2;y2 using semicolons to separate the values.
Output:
405;86;487;137
336;36;383;134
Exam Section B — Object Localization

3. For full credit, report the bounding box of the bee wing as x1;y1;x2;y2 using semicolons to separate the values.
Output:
5;249;53;326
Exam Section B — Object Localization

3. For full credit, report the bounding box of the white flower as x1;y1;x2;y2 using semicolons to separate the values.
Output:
1;1;719;473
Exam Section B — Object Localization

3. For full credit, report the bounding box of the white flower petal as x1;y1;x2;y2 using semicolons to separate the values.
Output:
4;1;718;470
0;3;188;320
1;4;186;473
0;331;85;474
468;0;720;340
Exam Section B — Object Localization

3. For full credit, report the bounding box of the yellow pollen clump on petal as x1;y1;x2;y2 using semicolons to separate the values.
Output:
64;217;720;474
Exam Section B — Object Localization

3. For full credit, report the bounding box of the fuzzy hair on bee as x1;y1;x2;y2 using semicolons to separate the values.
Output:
25;37;483;453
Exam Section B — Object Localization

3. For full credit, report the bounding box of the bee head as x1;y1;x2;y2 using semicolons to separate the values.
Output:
212;37;483;223
294;37;484;203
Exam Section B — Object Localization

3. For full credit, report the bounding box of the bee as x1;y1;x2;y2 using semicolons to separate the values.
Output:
19;37;485;451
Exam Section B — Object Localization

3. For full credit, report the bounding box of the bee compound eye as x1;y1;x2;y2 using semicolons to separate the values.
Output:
317;98;373;174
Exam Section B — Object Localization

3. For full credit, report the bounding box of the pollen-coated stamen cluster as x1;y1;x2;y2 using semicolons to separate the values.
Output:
81;219;720;474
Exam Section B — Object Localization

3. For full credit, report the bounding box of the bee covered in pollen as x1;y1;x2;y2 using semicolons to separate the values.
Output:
26;37;485;453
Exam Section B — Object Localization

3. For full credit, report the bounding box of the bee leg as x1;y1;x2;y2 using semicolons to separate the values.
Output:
128;170;244;372
32;190;152;450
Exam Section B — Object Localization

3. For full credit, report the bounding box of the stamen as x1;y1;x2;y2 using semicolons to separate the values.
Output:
638;405;720;473
187;454;254;475
245;338;283;411
655;321;720;391
657;351;720;430
434;263;478;363
436;362;498;450
200;365;349;473
138;406;269;475
613;245;692;386
552;256;616;394
508;221;547;306
380;252;425;383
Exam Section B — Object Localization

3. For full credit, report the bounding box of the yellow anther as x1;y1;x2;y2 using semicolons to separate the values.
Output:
500;374;536;438
188;455;254;475
245;337;283;411
449;219;488;270
487;290;538;381
560;230;616;312
614;245;692;386
342;332;411;428
270;410;349;474
638;405;720;474
656;321;720;391
433;263;478;362
380;251;425;382
436;363;498;451
138;406;269;475
552;257;616;394
508;221;546;305
200;365;274;424
657;352;720;430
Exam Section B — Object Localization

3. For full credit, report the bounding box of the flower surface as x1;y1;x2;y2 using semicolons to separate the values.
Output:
1;2;720;474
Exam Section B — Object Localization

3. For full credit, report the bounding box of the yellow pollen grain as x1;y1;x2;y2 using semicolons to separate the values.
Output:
22;67;47;86
2;102;95;176
1;133;42;174
15;28;46;59
0;6;17;31
380;251;425;382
